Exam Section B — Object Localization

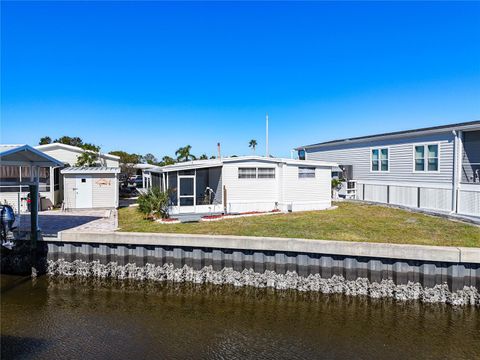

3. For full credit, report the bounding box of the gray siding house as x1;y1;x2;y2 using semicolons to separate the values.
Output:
296;121;480;218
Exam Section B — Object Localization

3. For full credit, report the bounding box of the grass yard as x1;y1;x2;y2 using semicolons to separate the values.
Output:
118;202;480;248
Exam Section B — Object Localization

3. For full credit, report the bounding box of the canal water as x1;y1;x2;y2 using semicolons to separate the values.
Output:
1;275;479;359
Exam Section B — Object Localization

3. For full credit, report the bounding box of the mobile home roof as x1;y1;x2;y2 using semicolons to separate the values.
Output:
296;120;480;150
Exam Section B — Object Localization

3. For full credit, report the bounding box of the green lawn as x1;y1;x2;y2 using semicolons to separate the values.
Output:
118;202;480;248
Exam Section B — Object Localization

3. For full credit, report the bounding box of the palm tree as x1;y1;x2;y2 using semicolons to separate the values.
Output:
199;154;208;160
175;145;196;162
249;139;258;154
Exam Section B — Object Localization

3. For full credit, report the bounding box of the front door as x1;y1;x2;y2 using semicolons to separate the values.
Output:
75;175;93;208
178;176;195;213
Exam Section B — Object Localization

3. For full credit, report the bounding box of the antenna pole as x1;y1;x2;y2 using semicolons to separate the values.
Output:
266;112;269;157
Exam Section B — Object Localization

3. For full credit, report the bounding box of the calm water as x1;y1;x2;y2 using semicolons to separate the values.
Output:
1;275;479;360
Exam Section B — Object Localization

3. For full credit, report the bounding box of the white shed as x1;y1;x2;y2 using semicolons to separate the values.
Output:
61;167;119;209
145;156;336;215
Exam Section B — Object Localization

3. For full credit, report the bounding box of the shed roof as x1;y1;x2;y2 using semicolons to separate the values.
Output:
0;144;64;167
61;166;120;174
149;156;337;173
296;120;480;150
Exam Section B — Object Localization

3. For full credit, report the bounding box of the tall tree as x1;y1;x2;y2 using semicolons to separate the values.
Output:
143;153;158;165
109;150;142;176
39;136;52;145
76;143;100;166
199;154;208;160
249;139;258;154
175;145;196;162
54;136;84;147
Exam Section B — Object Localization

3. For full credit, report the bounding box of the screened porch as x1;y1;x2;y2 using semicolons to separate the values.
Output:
153;166;223;214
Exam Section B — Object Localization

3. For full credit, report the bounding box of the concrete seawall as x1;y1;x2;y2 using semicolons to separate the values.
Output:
43;231;480;294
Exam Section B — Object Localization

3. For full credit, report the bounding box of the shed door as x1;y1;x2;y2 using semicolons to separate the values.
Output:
75;175;93;208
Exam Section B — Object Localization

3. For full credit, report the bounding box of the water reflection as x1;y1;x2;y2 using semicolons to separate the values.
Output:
1;275;479;360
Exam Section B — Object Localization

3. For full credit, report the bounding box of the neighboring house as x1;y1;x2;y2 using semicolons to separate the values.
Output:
35;143;120;167
296;120;480;218
1;142;120;211
144;156;336;214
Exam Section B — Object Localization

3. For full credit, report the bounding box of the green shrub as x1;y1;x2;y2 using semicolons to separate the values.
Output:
137;187;170;219
331;178;343;190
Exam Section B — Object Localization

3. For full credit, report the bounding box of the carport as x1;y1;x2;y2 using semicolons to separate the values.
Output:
0;144;63;239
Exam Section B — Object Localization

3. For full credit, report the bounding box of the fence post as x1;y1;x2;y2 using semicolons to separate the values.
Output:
417;187;421;208
387;185;390;204
363;184;365;201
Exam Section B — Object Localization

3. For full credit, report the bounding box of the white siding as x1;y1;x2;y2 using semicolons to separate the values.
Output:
222;161;278;212
92;174;117;208
281;164;331;211
306;132;454;184
222;161;332;213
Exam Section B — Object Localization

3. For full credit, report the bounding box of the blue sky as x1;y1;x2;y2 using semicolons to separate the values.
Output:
1;1;479;159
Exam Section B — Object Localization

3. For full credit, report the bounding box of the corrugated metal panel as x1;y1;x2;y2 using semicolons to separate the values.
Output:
61;167;119;174
306;132;454;184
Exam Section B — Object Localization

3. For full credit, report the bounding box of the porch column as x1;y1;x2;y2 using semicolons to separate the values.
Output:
49;167;55;206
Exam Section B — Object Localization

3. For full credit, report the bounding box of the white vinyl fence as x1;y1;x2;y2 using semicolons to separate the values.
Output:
357;182;479;218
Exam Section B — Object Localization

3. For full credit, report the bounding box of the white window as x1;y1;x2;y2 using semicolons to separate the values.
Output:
298;167;315;178
238;167;257;179
371;148;388;172
414;144;439;172
257;168;275;179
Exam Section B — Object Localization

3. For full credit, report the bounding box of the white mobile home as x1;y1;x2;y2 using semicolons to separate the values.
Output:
145;156;336;215
296;121;480;218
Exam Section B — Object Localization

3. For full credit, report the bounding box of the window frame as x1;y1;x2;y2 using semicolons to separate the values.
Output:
412;142;440;173
257;167;276;179
298;166;316;179
369;147;390;173
238;167;257;179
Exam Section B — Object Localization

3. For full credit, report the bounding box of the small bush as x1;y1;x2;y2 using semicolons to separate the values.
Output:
137;187;170;219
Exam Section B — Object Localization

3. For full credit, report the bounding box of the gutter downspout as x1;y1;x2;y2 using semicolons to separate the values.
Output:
451;130;463;214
